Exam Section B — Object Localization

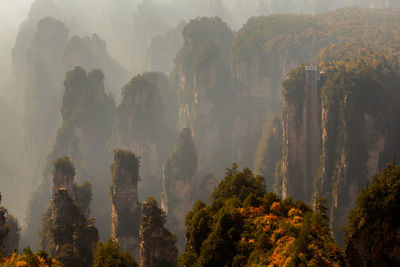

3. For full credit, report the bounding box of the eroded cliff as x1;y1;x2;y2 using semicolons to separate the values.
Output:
162;128;197;250
280;49;400;243
110;150;141;258
172;17;234;176
112;72;174;201
40;157;98;267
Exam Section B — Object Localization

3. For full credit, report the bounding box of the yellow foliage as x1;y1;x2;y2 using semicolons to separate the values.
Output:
0;252;63;267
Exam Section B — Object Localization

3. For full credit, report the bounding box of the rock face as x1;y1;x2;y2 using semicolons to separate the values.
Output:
52;157;76;200
346;217;400;267
112;73;174;201
197;173;218;203
51;189;99;259
21;16;69;157
172;17;234;176
281;65;321;202
5;215;20;254
18;14;121;247
63;34;129;94
147;21;184;74
40;157;99;266
25;66;115;246
280;54;400;243
253;114;283;191
110;150;141;258
140;197;178;267
162;128;197;249
0;194;21;256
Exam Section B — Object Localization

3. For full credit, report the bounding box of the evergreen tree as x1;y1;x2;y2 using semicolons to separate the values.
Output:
345;164;400;266
179;165;344;266
93;239;138;267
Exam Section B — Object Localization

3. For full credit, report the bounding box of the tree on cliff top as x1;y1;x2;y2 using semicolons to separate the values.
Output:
117;73;165;141
175;16;233;74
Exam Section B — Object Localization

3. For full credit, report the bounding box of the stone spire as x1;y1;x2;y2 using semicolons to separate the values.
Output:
110;150;141;258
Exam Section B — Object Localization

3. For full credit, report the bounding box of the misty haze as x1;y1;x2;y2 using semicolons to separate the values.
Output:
0;0;400;266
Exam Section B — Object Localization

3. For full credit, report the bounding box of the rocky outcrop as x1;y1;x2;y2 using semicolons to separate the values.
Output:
110;150;141;258
63;34;129;94
18;15;120;247
25;66;115;246
140;197;178;267
22;16;69;156
52;157;76;200
0;194;21;256
5;215;20;255
346;216;400;267
51;189;99;259
197;173;218;203
230;9;400;170
172;17;234;176
162;128;197;249
281;65;321;202
253;114;283;190
112;73;174;201
281;54;400;244
147;21;185;74
40;157;98;266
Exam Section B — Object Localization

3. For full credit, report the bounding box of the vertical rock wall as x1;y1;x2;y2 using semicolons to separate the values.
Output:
162;128;197;249
172;17;234;177
110;150;141;258
281;58;400;244
112;73;173;201
281;65;321;202
40;157;99;266
52;157;76;200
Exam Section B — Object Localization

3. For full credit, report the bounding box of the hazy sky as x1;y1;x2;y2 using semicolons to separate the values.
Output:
0;0;33;78
0;0;33;27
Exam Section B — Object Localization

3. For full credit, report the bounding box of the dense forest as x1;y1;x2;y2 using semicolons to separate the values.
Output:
1;0;400;266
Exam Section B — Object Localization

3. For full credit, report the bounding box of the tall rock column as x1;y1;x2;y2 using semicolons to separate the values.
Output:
40;157;99;267
110;150;141;258
0;194;9;256
140;197;178;267
161;128;197;249
112;73;173;201
24;66;115;247
172;17;234;176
